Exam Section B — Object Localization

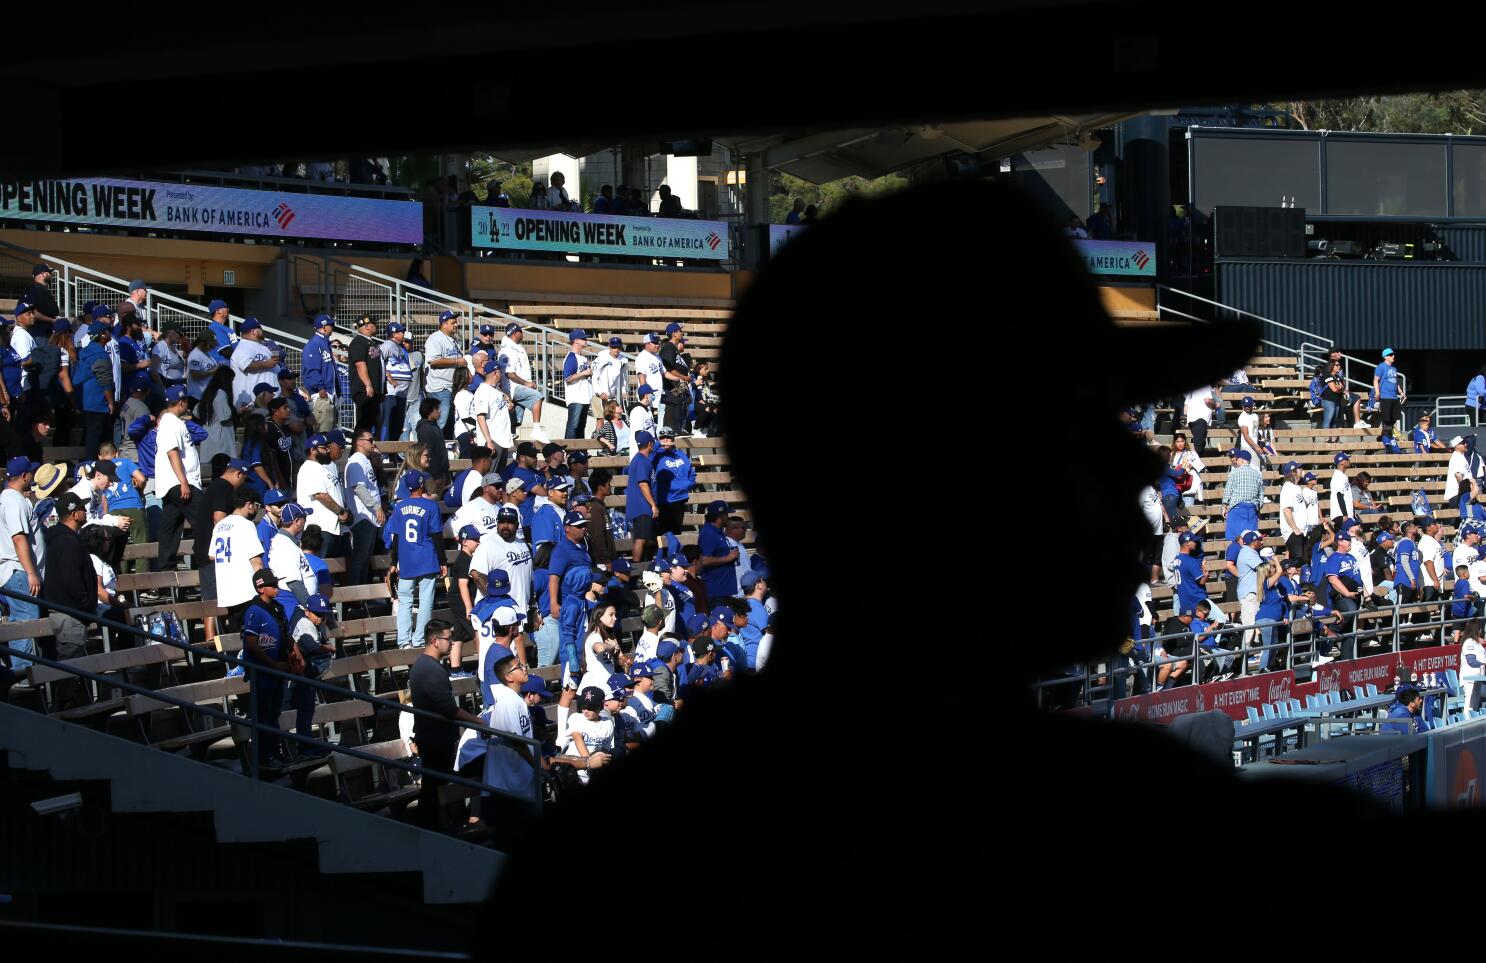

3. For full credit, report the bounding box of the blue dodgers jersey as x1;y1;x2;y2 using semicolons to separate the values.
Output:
531;502;563;546
508;466;542;524
385;496;443;578
242;597;293;661
256;516;277;554
697;524;737;598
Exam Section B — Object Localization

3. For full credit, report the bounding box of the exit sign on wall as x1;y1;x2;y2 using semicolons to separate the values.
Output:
223;270;235;286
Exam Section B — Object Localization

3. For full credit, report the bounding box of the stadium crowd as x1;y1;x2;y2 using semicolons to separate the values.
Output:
1092;346;1486;703
0;261;771;833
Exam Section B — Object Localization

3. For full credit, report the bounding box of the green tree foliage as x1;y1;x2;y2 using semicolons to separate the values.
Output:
767;170;907;223
1275;91;1486;134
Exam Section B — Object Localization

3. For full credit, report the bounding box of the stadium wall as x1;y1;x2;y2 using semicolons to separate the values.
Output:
1218;257;1486;351
0;229;280;294
463;260;739;308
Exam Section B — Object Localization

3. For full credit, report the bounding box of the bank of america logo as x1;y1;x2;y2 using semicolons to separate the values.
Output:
273;203;297;229
1133;249;1150;270
705;232;721;251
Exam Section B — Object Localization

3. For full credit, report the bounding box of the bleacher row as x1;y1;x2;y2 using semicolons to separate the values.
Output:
5;297;749;817
1148;354;1461;645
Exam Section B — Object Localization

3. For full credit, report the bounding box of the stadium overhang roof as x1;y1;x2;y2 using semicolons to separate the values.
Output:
485;112;1141;185
714;113;1141;183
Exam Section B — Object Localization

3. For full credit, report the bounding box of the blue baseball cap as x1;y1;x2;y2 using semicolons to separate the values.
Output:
5;456;39;477
1335;529;1353;543
496;506;519;523
225;458;251;473
439;310;460;323
458;524;482;542
253;381;276;395
1339;517;1360;532
548;477;573;492
684;613;709;637
665;322;683;334
86;319;107;335
669;554;689;570
207;299;228;314
629;661;654;680
13;298;34;316
607;336;622;349
305;593;332;614
520;675;549;698
634;430;655;447
1335;452;1351;464
280;503;309;526
1179;532;1199;546
1283;460;1300;474
164;385;187;403
710;605;733;626
482;357;503;375
611;557;631;575
1301;471;1318;483
568;449;589;464
1382;348;1395;358
90;304;115;320
387;321;406;334
656;640;680;661
277;369;296;381
607;675;633;699
571;492;594;506
128;372;151;393
706;499;730;518
1241;395;1255;409
479;323;496;335
505;322;521;335
1242;530;1262;544
51;319;71;335
643;333;660;344
313;312;333;327
327;430;348;448
128;279;147;293
569;328;588;342
403;469;427;492
308;433;328;448
262;488;289;506
486;569;510;592
1230;448;1251;461
562;510;587;527
238;317;262;332
741;568;763;590
636;384;654;398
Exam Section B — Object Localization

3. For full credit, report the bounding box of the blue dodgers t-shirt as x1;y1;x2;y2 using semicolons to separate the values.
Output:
1412;427;1438;453
547;537;592;608
241;597;294;662
385;496;444;579
1176;553;1206;614
624;451;654;521
106;458;143;511
505;466;543;526
697;523;737;598
1321;550;1358;606
307;553;331;591
256;516;278;554
1375;361;1400;400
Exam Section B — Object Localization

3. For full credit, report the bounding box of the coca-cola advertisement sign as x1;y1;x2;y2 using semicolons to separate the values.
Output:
1112;671;1296;723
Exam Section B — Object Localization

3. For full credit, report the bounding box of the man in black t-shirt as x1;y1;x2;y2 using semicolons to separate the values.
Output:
409;619;481;830
658;322;691;433
192;458;248;624
348;314;385;438
20;263;61;329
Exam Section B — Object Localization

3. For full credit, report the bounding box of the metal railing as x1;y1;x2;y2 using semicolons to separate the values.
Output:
1157;284;1335;359
1436;395;1473;428
292;258;638;410
1036;594;1473;710
0;585;542;806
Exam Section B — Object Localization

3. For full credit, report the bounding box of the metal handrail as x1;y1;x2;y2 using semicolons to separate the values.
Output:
1156;304;1295;357
1157;284;1335;346
0;586;541;802
1041;594;1472;709
343;263;636;407
1437;394;1472;428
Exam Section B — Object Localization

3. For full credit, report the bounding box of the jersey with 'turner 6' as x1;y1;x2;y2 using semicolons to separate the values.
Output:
385;496;443;579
